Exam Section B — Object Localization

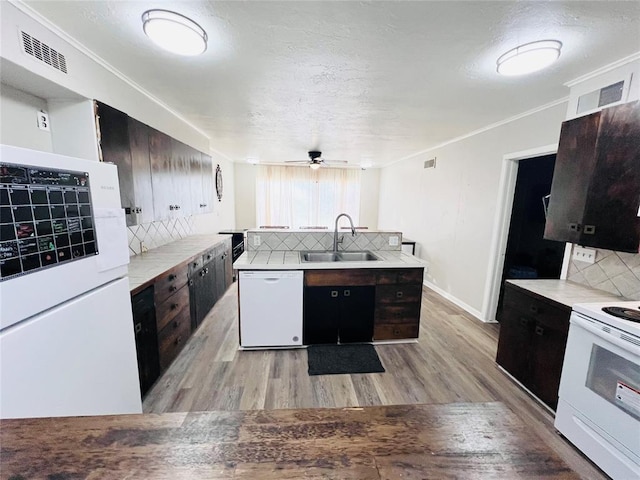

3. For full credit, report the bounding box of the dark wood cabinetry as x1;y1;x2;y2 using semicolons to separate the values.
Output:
131;286;160;397
303;268;423;344
96;101;214;225
96;102;154;225
544;101;640;252
374;268;423;340
496;282;570;410
189;239;232;330
154;264;190;371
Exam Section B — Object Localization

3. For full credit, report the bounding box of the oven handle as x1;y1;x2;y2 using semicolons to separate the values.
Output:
571;314;640;356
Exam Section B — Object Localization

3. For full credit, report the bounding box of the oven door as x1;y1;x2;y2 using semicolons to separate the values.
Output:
557;312;640;463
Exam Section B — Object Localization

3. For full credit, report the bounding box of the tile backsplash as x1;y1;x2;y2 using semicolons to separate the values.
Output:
127;217;194;256
246;230;402;252
567;247;640;300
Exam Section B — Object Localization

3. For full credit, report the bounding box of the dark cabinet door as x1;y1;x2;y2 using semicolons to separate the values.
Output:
131;286;160;397
223;247;233;288
495;307;532;386
201;153;214;213
339;286;375;343
528;321;568;411
214;252;226;302
303;286;375;345
191;261;216;329
581;101;640;252
544;111;601;244
127;117;154;224
170;138;193;216
96;102;135;224
544;100;640;252
149;128;173;221
304;287;340;344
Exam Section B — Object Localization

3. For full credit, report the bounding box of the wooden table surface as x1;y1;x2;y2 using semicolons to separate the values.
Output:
1;402;578;479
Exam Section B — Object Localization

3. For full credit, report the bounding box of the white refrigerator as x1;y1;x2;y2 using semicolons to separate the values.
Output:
0;144;142;419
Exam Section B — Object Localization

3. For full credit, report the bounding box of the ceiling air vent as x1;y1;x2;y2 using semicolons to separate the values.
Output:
424;158;436;169
20;31;68;74
576;80;625;115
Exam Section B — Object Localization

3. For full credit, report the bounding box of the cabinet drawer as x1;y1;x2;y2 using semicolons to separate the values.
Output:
376;285;422;304
503;286;569;331
156;284;190;332
155;264;188;304
376;268;423;285
374;304;421;324
374;324;419;340
188;256;204;277
305;269;376;287
157;306;191;371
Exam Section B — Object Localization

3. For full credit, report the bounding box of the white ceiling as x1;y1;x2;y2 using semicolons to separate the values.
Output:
22;1;640;167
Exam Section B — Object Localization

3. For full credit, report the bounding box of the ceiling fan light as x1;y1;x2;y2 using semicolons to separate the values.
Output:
497;40;562;76
309;163;321;170
142;9;207;56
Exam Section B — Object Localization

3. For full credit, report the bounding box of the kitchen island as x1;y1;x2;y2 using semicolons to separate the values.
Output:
0;401;579;479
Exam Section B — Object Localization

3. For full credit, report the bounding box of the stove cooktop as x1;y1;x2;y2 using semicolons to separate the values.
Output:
572;301;640;338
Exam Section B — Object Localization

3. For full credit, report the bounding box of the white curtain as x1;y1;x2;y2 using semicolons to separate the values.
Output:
255;165;361;228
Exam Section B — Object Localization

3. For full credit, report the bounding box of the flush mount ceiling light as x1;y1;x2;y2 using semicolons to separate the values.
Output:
142;9;207;56
309;162;321;170
497;40;562;76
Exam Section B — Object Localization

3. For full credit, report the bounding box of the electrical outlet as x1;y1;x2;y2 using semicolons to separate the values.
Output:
389;236;399;246
37;110;50;131
253;235;261;247
573;246;596;264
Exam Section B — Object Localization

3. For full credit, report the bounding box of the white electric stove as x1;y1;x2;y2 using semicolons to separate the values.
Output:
555;300;640;479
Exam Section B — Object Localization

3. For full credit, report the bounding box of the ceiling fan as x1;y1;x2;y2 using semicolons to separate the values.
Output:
284;151;348;169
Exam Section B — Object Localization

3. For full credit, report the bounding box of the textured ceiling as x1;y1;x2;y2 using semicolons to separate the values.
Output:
22;1;640;167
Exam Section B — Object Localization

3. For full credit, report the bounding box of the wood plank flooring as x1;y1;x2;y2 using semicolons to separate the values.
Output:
143;284;608;480
1;402;580;480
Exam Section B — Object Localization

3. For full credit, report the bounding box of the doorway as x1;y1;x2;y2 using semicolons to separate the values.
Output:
495;154;565;321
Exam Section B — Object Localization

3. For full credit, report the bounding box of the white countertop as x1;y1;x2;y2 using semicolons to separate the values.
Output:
128;234;229;292
233;250;426;270
507;279;623;308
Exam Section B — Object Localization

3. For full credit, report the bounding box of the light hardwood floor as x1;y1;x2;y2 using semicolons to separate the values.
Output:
143;283;608;480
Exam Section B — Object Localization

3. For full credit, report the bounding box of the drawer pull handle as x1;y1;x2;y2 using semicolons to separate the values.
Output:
207;255;212;260
174;336;182;345
168;274;176;281
529;305;539;314
171;303;178;310
520;317;528;326
535;325;544;336
169;286;177;292
193;262;198;268
173;321;179;329
393;328;400;336
344;289;350;297
396;291;403;298
331;290;339;298
134;322;142;334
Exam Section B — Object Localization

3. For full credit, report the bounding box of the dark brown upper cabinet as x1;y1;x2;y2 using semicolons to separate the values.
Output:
544;101;640;253
96;102;154;225
96;101;212;225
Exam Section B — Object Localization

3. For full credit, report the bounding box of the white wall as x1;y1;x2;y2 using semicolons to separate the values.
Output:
378;102;568;319
0;2;236;234
0;83;52;151
232;164;380;229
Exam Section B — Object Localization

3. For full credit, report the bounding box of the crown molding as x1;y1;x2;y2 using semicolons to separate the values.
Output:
386;96;569;167
564;51;640;87
8;0;212;141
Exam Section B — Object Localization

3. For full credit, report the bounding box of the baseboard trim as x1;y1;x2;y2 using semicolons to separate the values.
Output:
422;281;494;323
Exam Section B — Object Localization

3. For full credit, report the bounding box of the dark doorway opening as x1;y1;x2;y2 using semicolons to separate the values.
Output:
496;154;565;321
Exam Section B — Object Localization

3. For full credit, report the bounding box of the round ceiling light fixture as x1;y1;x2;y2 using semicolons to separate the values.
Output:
142;9;207;56
496;40;562;76
309;162;321;170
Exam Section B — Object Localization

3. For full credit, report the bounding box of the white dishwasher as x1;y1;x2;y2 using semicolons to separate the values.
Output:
239;270;303;348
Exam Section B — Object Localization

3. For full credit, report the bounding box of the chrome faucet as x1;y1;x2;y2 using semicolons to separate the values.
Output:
333;213;356;252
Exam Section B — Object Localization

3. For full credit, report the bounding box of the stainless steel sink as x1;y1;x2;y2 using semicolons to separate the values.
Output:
300;251;379;263
301;252;340;262
338;251;379;261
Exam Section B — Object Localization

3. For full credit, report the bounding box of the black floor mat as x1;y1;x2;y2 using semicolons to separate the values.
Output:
307;344;385;376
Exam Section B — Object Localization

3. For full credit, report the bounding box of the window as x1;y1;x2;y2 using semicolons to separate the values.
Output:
255;165;361;228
